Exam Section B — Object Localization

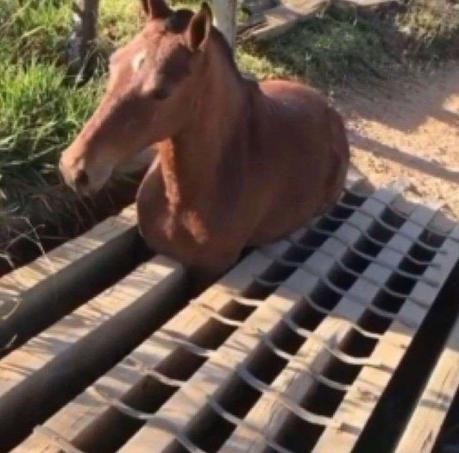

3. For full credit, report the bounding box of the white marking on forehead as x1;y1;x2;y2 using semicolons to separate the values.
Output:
131;50;147;72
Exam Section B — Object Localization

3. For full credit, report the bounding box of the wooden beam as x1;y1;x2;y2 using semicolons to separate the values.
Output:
119;189;402;450
222;192;430;451
15;243;289;452
0;255;186;450
244;0;325;41
118;287;310;451
395;301;459;453
313;217;459;452
0;205;138;351
243;0;396;41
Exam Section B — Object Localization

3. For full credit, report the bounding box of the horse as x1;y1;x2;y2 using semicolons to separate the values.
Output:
59;0;350;282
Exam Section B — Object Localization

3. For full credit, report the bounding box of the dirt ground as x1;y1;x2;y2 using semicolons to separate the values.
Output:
338;62;459;220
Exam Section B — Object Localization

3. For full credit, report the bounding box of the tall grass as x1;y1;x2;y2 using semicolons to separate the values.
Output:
0;60;102;179
0;1;101;212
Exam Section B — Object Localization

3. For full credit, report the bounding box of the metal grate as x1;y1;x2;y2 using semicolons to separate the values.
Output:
3;181;459;453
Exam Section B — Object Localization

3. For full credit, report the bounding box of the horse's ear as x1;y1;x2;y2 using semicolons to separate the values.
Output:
140;0;171;19
186;2;212;51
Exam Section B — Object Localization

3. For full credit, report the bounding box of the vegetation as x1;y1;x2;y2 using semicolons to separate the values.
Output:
0;0;458;243
396;0;459;60
237;9;392;87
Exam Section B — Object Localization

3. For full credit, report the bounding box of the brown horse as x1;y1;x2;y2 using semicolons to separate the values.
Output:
59;0;350;280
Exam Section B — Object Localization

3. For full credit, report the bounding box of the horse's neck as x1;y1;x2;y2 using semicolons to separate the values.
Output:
159;42;247;209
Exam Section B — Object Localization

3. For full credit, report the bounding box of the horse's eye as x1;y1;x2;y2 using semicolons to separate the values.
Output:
152;87;170;100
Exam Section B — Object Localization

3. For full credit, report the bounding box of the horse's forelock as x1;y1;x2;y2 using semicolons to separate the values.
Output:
164;9;194;34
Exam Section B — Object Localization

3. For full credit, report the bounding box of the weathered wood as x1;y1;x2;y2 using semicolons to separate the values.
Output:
244;0;396;41
15;243;288;452
213;0;238;47
246;2;322;41
119;189;399;450
313;220;459;452
0;205;138;351
221;192;429;451
0;255;186;450
119;287;308;451
68;0;100;79
395;296;459;452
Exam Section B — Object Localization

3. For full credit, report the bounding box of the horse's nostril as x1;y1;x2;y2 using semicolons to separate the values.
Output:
75;169;89;189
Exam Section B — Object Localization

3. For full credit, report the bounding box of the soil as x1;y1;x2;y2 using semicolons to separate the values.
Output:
337;62;459;220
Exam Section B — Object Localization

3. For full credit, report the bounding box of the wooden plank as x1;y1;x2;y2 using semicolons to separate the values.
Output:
394;296;459;452
0;204;138;350
247;1;323;41
118;287;310;451
314;221;459;452
244;0;395;41
222;196;438;451
119;188;400;450
15;244;288;452
213;0;237;48
0;255;186;450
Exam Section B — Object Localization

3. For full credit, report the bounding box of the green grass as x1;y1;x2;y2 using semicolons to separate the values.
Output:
0;1;100;212
396;0;459;60
237;9;392;87
0;60;101;178
0;0;458;239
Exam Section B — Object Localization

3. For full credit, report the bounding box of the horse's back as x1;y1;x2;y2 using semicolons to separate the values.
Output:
260;79;329;113
246;79;349;244
259;78;349;183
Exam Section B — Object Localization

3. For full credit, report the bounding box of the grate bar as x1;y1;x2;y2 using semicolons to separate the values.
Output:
334;200;446;254
0;205;138;352
128;333;349;403
33;427;85;453
14;244;290;452
188;300;362;382
322;213;442;266
279;316;381;367
313;221;459;453
13;185;459;453
288;236;438;290
165;296;384;384
345;187;459;244
291;293;386;342
256;268;417;326
256;335;350;391
278;255;432;308
117;288;330;451
232;291;400;346
88;386;207;453
1;256;186;451
222;198;439;452
394;307;459;453
89;383;294;453
119;189;403;451
310;224;439;269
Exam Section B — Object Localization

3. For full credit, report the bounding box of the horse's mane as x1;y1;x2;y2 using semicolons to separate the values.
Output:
210;27;241;78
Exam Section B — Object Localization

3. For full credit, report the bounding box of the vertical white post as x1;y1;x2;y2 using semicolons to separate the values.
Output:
68;0;100;80
213;0;237;48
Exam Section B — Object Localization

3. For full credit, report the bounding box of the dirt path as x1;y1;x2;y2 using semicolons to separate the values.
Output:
338;62;459;219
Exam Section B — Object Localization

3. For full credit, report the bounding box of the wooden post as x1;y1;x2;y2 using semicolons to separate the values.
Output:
213;0;237;48
67;0;100;81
